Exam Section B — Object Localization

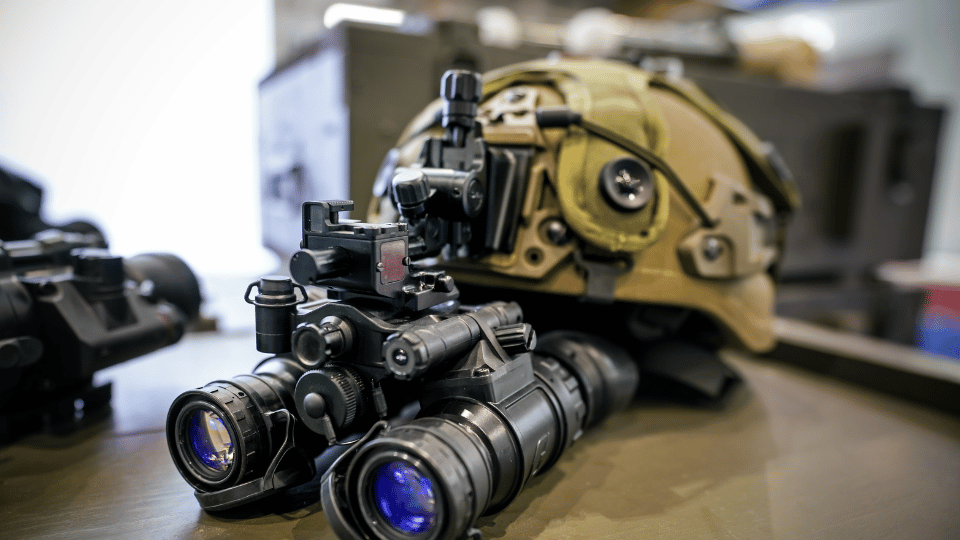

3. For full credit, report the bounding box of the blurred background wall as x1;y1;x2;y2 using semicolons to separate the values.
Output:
0;0;276;278
725;0;960;265
0;0;957;334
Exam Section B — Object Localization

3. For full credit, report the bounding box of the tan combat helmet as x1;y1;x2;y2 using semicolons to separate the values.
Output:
372;58;799;353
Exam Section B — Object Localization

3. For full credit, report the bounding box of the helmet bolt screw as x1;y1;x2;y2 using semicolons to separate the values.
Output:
600;158;654;211
616;169;641;193
545;220;570;245
702;237;724;261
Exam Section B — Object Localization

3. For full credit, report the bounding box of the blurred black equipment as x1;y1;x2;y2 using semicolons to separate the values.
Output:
0;164;202;443
0;231;202;443
0;164;103;241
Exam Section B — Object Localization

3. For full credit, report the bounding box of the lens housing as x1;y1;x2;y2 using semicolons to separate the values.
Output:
535;331;639;429
322;354;584;540
325;418;486;540
166;356;316;508
168;380;268;491
321;330;640;539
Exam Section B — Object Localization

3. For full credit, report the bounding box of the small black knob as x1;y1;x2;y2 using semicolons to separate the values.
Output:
440;70;482;141
434;274;455;293
295;366;368;432
290;247;349;285
460;176;484;218
392;168;431;218
494;323;537;355
441;70;482;105
302;393;327;419
72;248;124;286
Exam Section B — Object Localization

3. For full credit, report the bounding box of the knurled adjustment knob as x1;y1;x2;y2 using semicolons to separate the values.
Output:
392;168;430;218
494;323;537;355
294;365;369;433
441;70;482;103
441;70;482;129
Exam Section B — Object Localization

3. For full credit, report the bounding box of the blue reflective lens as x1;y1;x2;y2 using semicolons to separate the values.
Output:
373;461;438;534
188;409;235;472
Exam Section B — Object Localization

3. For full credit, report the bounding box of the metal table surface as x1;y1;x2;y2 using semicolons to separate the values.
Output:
2;332;959;540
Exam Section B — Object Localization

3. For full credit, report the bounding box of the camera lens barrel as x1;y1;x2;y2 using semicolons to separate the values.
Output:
166;356;309;501
323;331;639;540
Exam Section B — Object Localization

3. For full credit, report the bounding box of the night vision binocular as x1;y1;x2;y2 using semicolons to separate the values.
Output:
165;200;639;540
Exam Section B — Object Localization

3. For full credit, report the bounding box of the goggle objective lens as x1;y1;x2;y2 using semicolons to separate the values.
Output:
373;461;438;534
188;409;235;473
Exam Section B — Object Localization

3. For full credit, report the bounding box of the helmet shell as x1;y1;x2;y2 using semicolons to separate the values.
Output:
379;58;798;352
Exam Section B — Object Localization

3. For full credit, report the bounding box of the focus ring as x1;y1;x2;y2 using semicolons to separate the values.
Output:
295;365;370;432
326;368;359;426
166;381;266;491
532;355;586;447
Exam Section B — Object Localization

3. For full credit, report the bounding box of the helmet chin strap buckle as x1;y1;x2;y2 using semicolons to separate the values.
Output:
573;250;632;303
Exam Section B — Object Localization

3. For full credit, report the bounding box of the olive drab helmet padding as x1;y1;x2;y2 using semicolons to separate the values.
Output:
373;58;799;352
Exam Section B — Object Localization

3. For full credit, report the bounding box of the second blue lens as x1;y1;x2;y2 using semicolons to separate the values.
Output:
373;461;438;534
188;409;234;473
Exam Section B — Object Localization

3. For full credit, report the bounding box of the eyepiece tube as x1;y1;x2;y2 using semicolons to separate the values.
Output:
292;316;355;368
536;331;639;429
322;331;639;540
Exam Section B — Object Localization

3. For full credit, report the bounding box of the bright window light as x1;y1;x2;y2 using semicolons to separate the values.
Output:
735;13;836;52
323;3;405;29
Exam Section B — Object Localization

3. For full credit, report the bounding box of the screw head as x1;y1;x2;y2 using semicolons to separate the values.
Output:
600;157;655;211
545;219;570;245
702;237;724;261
